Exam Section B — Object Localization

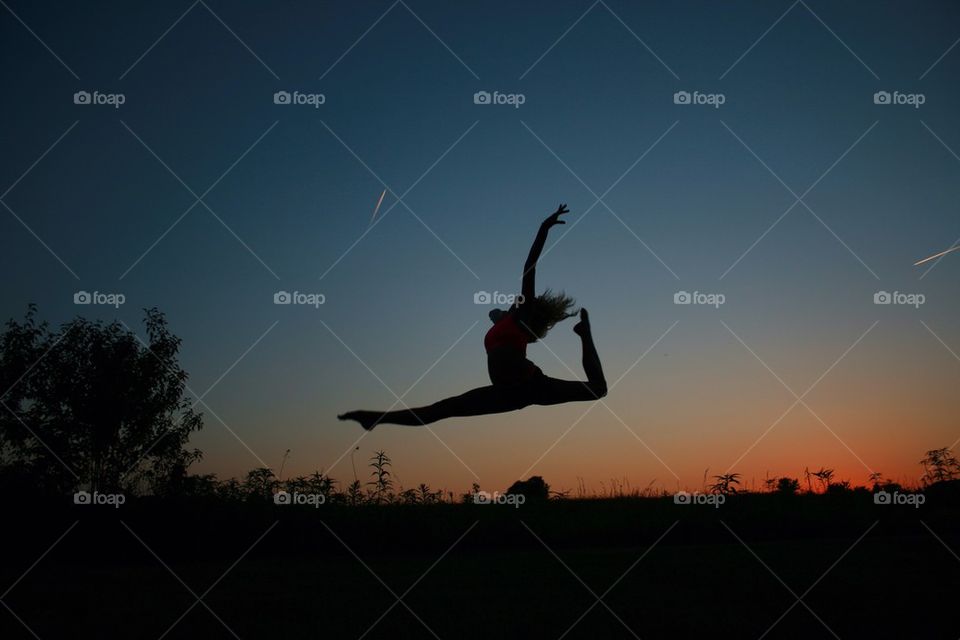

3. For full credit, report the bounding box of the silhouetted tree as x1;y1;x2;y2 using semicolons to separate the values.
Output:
368;450;393;503
709;473;741;495
775;477;800;495
920;447;960;486
506;476;550;501
0;306;202;494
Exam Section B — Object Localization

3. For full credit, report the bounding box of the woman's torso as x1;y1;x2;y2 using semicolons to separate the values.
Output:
484;311;541;386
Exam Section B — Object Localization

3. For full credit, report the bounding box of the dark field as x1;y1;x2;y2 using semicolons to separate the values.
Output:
2;491;958;639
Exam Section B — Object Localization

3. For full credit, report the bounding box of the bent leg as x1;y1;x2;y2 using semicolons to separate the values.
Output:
576;309;607;392
339;385;522;429
529;376;606;406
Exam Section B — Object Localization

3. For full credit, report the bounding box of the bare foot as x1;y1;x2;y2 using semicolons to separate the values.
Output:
573;308;591;337
338;411;380;431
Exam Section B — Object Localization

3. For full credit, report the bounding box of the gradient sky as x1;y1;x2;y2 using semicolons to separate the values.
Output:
2;1;960;493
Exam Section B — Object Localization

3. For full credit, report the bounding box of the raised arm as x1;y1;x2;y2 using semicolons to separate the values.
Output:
521;204;569;303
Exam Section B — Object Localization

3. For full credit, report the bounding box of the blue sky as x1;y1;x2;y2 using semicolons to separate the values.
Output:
2;1;960;492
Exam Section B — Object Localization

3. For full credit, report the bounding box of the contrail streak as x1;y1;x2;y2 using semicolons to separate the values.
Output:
914;245;960;266
370;189;386;225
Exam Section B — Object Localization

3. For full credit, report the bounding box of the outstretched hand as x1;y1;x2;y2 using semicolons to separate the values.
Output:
543;204;569;228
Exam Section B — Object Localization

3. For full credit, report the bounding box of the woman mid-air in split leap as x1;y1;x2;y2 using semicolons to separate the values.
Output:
338;204;607;430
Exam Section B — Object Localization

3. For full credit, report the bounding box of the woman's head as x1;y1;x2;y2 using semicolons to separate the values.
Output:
523;289;577;340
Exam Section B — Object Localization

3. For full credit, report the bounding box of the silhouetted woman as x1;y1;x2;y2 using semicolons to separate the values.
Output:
339;204;607;430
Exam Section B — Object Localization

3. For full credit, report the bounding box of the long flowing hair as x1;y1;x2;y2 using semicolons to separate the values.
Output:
525;289;577;339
